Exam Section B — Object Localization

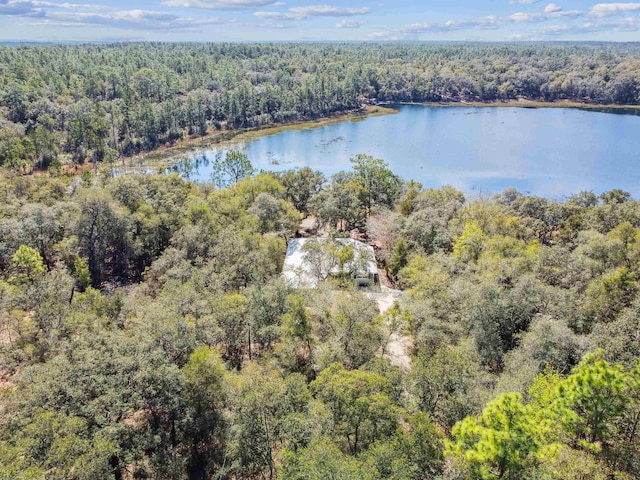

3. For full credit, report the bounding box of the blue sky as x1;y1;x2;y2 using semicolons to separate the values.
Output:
1;0;640;42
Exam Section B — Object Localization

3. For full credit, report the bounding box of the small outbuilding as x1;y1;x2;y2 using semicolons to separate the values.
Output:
283;237;379;289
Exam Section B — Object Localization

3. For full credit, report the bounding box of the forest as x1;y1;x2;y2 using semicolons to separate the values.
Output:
1;149;640;479
2;42;640;172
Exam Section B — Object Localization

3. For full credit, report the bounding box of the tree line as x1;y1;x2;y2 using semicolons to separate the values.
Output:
2;42;640;171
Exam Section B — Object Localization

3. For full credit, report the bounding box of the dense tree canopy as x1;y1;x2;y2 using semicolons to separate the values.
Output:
1;134;640;479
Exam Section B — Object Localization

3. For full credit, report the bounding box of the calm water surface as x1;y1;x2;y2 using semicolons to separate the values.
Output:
171;105;640;198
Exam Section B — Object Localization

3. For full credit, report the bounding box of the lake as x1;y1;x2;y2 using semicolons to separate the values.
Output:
169;105;640;198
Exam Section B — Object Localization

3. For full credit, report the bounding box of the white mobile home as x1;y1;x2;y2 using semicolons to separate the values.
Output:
283;238;379;289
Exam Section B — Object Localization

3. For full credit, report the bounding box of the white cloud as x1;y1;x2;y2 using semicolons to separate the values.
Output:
544;3;562;13
536;17;639;35
506;8;640;38
44;8;225;31
370;16;500;39
289;5;370;17
509;12;538;21
254;11;296;20
590;3;640;17
162;0;280;9
33;1;105;8
509;7;580;22
443;16;500;30
0;1;230;32
0;0;106;17
255;4;371;21
371;2;585;40
0;0;44;16
336;19;364;28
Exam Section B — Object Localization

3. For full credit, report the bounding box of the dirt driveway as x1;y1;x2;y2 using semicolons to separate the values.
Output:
368;286;413;372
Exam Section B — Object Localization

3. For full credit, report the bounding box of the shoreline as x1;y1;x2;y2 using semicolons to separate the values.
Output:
118;99;640;174
111;105;399;174
120;98;640;175
5;99;639;179
413;99;640;111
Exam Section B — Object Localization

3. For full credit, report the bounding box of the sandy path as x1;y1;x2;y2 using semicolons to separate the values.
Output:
368;286;413;372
